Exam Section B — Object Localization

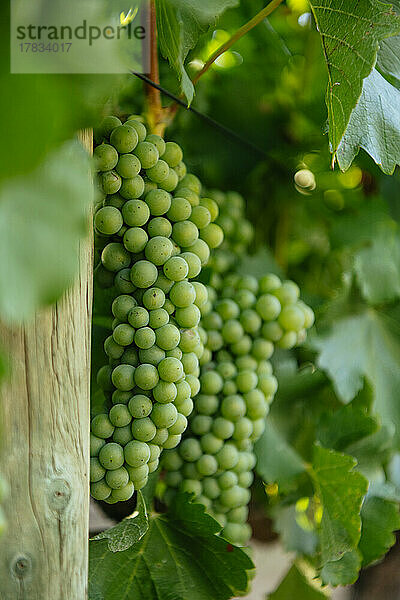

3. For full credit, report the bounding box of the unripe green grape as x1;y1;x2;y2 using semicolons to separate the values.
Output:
202;311;223;330
221;320;244;344
278;305;305;331
145;188;172;216
155;273;174;294
218;471;238;490
126;118;147;141
103;193;125;210
175;379;191;402
128;306;149;328
175;305;201;328
148;458;160;472
215;443;239;470
152;428;169;445
96;364;113;391
273;280;300;306
200;348;212;366
163;449;183;471
222;523;251;546
238;471;254;488
181;352;198;375
151;402;178;428
179;174;201;195
113;425;134;445
130;260;158;288
116;153;141;179
162;141;183;167
228;506;249;524
251;339;273;362
222;381;236;396
259;273;281;294
134;363;159;390
167;347;183;360
113;269;134;295
199;197;218;220
202;477;221;500
106;466;129;490
139;344;166;366
261;321;283;342
298;301;315;329
191;283;207;308
257;361;273;376
154;323;180;351
258;374;278;398
146;160;169;184
145;236;173;266
255;294;281;321
111;364;135;391
230;335;252;356
112;294;137;321
112;390;132;405
101;242;131;272
159;169;178;193
221;395;246;421
244;389;267;419
197;454;218;476
91;479;112;500
158;357;184;382
277;331;297;349
134;141;159;169
180;479;202;497
162;256;188;282
91;413;115;439
190;205;211;230
163;433;182;449
174;161;187;180
109;404;132;428
143;179;157;195
196;394;219;416
172;221;199;248
123;227;148;253
148;308;169;329
169;281;196;308
113;323;135;347
167;197;192;222
145;134;165;155
168;413;187;435
182;463;202;481
216;299;240;321
93;144;118;171
124;439;151;467
148;444;161;462
174;395;193;417
104;336;124;360
147;217;172;238
97;115;122;140
101;170;122;195
126;464;149;486
131;417;156;442
110;124;138;153
179;438;202;462
216;361;236;380
99;443;125;470
188;239;210;266
212;417;234;440
219;485;250;509
200;223;224;249
175;187;199;207
90;433;106;457
128;394;153;419
238;309;260;335
90;457;106;483
110;481;135;502
200;371;223;395
95;206;123;235
250;418;265;441
122;199;150;226
134;327;155;349
233;417;253;441
235;371;258;394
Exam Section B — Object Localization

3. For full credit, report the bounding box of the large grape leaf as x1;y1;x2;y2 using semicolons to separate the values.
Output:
156;0;239;104
314;309;400;446
359;493;400;566
255;421;306;489
309;0;400;172
269;563;328;599
0;140;92;323
89;494;253;600
311;446;368;565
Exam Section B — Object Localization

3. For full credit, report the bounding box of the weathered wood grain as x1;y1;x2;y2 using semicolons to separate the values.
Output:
0;129;93;600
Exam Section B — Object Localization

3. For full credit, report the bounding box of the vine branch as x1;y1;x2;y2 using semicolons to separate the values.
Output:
192;0;285;85
146;0;164;134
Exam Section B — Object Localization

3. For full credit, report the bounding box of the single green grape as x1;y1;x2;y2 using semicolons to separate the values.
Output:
91;479;112;501
169;280;196;308
158;357;184;382
101;170;122;195
139;345;166;366
111;364;135;391
131;417;156;442
130;260;158;288
126;118;147;142
112;294;137;321
212;417;235;440
124;440;151;467
175;305;201;328
200;371;223;395
278;305;305;331
233;417;253;441
91;414;115;439
114;268;136;294
122;199;150;226
112;390;132;405
153;380;177;403
147;217;172;238
134;363;159;390
104;335;124;360
128;305;149;328
105;466;129;489
98;443;125;470
95;206;123;235
90;433;106;457
112;425;134;446
172;221;199;248
145;189;172;216
145;236;173;266
179;438;202;462
134;327;156;350
168;413;187;435
123;227;148;253
134;141;159;169
113;323;135;346
109;404;132;427
151;402;178;428
115;153;141;178
190;205;211;229
146;160;170;184
110;481;135;502
158;169;178;193
148;308;169;329
155;323;180;350
167;197;192;222
162;142;183;167
215;443;239;470
191;415;212;436
101;243;131;272
145;134;166;155
90;457;106;483
188;239;210;266
96;115;122;140
110;124;138;153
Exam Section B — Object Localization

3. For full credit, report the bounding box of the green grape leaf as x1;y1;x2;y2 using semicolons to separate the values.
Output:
0;140;92;323
91;492;149;552
311;446;368;565
359;494;400;566
273;505;318;556
317;405;379;453
269;563;328;599
156;0;239;104
309;0;400;172
254;421;306;489
354;232;400;305
314;309;400;446
89;494;253;600
320;549;361;587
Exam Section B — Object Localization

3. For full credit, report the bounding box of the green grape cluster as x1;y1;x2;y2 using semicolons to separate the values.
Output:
162;272;314;545
90;115;224;504
205;190;254;289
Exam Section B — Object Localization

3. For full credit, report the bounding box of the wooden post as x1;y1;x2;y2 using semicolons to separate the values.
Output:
0;130;93;600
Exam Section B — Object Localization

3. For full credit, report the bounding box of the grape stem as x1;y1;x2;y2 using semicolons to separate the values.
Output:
146;0;165;135
192;0;285;85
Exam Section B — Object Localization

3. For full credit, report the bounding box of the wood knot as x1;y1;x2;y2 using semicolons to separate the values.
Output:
12;554;31;579
48;478;71;510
